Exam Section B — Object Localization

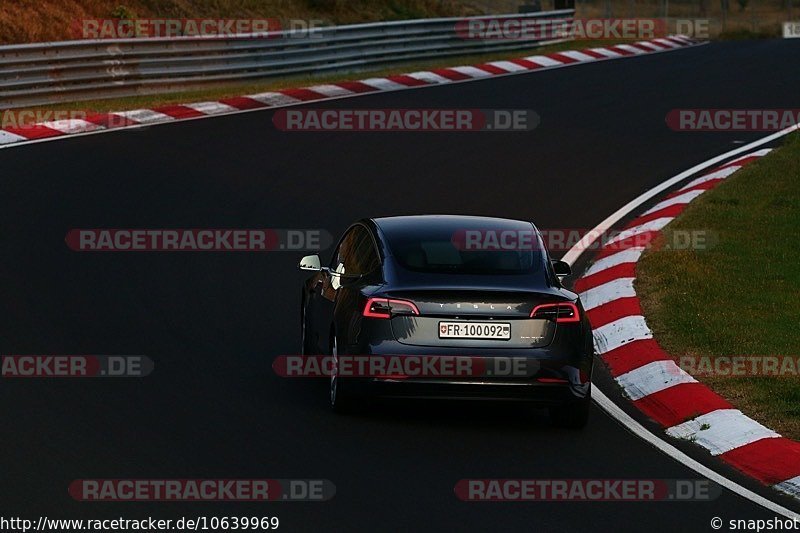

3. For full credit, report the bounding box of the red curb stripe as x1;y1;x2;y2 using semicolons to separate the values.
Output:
665;37;690;46
84;112;138;129
594;230;660;260
152;105;205;119
219;96;269;110
607;46;636;56
574;262;636;293
718;155;760;169
665;179;724;199
629;43;658;53
624;203;687;229
721;438;800;486
279;88;328;101
643;40;671;49
333;81;380;94
386;74;431;87
1;124;64;140
431;68;473;81
634;383;733;428
580;49;608;59
586;296;642;330
475;63;509;75
602;339;672;377
546;53;579;64
508;58;543;69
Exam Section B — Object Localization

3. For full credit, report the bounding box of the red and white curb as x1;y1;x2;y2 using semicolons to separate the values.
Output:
574;148;800;500
0;35;701;148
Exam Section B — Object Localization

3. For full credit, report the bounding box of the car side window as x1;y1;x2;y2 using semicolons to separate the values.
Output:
330;226;380;281
351;228;380;277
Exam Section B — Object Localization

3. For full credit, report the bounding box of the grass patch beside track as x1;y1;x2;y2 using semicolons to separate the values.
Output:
637;133;800;439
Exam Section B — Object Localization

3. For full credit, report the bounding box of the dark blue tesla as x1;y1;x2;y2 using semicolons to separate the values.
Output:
298;215;593;428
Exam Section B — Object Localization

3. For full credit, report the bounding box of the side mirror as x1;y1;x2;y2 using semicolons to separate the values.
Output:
552;260;571;277
299;254;321;272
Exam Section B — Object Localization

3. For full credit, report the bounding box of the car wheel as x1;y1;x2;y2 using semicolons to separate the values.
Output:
330;335;354;414
549;388;591;429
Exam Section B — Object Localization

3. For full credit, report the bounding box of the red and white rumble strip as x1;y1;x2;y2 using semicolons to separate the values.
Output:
0;35;700;148
574;148;800;500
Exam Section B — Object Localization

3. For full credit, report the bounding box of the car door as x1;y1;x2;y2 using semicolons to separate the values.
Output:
308;225;371;353
333;227;383;348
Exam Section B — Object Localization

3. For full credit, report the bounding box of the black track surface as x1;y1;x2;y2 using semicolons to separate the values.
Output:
1;40;799;532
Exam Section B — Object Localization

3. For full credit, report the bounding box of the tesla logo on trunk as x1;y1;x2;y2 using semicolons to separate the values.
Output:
438;303;514;310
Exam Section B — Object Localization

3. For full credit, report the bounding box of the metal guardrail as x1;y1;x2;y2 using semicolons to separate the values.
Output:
0;10;574;109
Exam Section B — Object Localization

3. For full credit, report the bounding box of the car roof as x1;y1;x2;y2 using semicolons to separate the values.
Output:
372;215;536;234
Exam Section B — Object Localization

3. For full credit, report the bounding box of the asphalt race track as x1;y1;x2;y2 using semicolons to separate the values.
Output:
1;39;799;531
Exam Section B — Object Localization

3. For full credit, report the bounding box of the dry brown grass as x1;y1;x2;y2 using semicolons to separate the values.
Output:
1;0;791;44
0;0;484;44
575;0;793;37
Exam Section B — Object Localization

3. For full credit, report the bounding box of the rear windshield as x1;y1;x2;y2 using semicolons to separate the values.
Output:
384;224;545;275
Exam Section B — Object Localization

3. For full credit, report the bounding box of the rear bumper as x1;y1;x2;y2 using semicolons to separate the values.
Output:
336;344;592;404
348;377;587;405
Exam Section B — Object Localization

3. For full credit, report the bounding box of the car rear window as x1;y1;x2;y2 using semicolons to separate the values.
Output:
384;224;545;275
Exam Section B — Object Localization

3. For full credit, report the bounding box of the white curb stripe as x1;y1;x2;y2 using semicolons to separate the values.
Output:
486;60;529;72
776;477;800;498
652;38;680;48
42;119;103;134
614;44;648;55
592;387;798;519
579;277;637;311
449;66;495;78
677;164;742;191
605;217;673;245
669;35;694;44
0;130;31;144
666;409;781;456
588;47;622;58
521;55;564;67
114;109;176;124
248;92;302;106
642;188;705;215
306;84;355;97
584;247;646;277
557;50;598;62
633;41;663;51
358;78;409;91
405;71;452;84
593;315;653;355
183;101;240;115
616;360;697;401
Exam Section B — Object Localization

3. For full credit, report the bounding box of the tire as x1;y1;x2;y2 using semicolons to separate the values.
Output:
329;335;355;414
549;388;591;429
300;297;312;356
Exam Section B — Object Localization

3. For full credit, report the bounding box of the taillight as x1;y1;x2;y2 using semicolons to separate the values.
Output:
362;297;420;319
530;302;580;323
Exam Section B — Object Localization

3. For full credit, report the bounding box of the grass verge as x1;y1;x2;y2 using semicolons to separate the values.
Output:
637;132;800;439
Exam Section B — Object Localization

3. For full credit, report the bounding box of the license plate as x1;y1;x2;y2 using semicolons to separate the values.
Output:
438;321;511;340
